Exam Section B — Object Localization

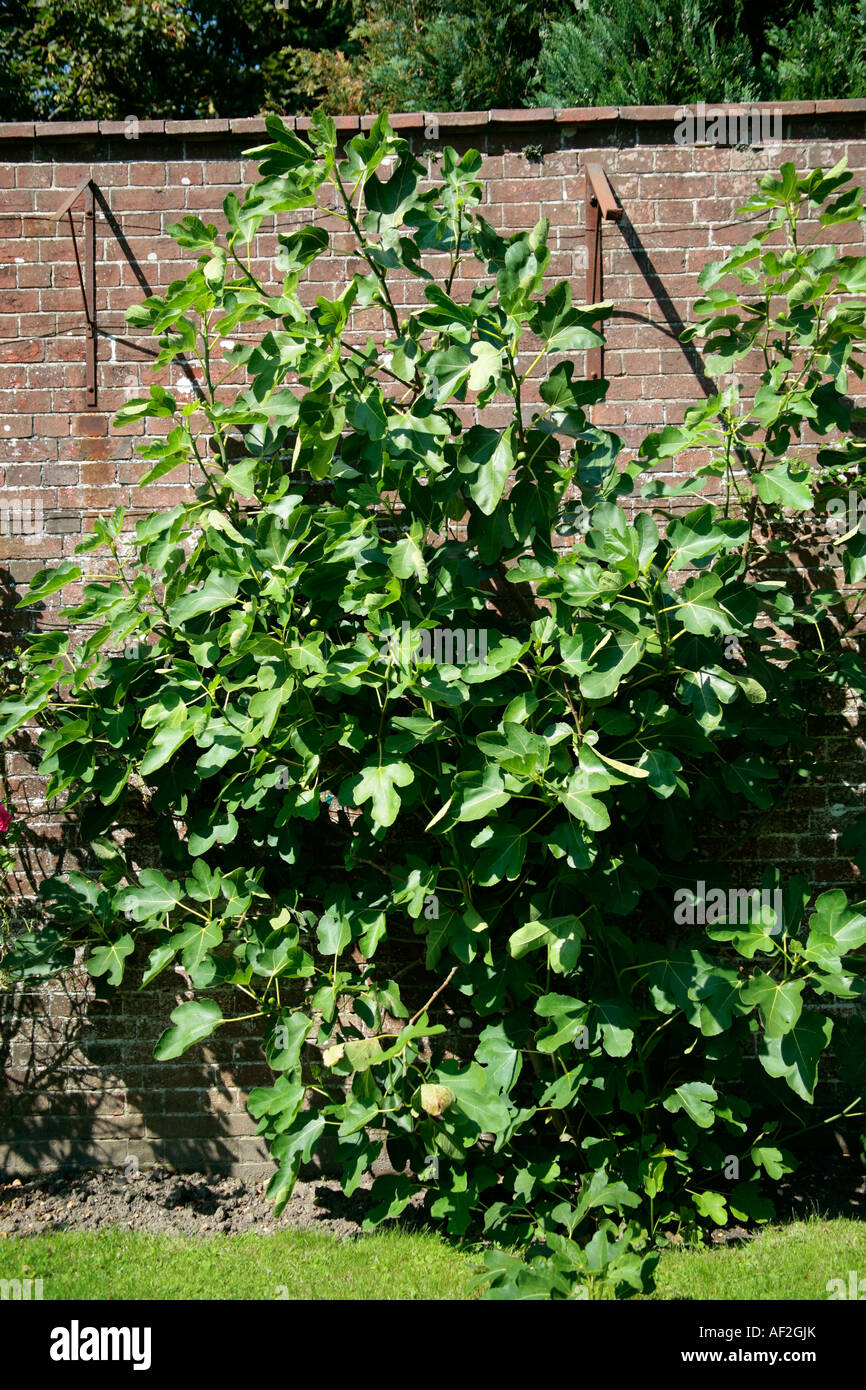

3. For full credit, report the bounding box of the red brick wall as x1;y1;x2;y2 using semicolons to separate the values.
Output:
1;102;865;1177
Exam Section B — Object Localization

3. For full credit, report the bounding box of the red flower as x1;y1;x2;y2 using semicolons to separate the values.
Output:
0;805;11;835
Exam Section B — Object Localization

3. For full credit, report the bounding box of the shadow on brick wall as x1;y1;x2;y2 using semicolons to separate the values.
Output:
0;954;276;1180
92;187;206;404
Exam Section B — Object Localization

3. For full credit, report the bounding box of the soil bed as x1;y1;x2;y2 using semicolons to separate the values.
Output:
1;1151;863;1243
0;1167;377;1239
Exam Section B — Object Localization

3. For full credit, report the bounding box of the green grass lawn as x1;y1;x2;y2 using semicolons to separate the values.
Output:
0;1226;477;1301
1;1218;864;1300
653;1218;866;1301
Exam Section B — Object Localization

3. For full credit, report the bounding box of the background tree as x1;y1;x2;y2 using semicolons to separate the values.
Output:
355;0;555;113
0;0;359;120
760;0;866;102
2;0;865;119
532;0;761;109
357;0;866;110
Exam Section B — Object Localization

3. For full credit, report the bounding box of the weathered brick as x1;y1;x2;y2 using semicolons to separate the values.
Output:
164;119;231;136
99;119;166;137
556;106;619;125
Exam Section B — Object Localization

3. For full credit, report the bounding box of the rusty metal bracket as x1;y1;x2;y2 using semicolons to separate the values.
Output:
584;163;622;381
52;178;97;408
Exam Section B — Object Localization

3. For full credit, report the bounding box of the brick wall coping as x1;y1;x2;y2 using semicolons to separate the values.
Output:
2;99;866;143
